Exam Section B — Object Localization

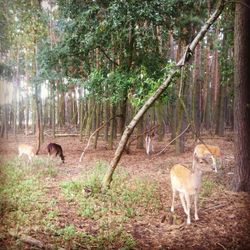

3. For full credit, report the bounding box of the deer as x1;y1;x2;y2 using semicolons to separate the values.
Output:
193;144;222;172
18;144;35;161
145;133;154;155
170;155;215;224
47;143;65;163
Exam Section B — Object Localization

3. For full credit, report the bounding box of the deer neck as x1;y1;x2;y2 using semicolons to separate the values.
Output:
191;167;203;190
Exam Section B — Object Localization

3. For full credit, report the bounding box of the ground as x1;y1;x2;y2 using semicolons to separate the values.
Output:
0;131;250;249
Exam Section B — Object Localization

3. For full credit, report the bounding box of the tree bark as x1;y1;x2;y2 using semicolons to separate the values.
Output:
102;0;225;189
192;43;202;138
232;1;250;192
136;116;144;149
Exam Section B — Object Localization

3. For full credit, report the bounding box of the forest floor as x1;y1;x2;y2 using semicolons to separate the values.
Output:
0;131;250;250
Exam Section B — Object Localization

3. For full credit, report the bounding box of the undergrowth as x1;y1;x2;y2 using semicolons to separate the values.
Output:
59;160;162;249
0;158;161;249
0;156;57;242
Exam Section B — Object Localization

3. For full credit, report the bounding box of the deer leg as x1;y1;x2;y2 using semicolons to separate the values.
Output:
194;192;199;221
211;155;217;172
184;193;191;224
179;193;188;214
171;188;176;212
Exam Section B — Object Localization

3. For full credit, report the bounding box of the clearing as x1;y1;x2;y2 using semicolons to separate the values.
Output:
0;132;250;249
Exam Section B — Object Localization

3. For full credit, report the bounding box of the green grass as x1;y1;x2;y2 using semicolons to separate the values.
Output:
59;160;161;249
200;177;225;207
0;158;161;249
0;156;57;232
60;160;161;220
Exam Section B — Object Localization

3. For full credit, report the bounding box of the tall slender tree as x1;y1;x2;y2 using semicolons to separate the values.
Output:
233;0;250;192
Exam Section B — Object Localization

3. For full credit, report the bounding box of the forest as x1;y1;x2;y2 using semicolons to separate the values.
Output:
0;0;250;249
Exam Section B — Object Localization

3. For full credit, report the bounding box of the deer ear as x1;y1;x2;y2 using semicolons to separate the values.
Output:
194;154;199;162
202;157;209;164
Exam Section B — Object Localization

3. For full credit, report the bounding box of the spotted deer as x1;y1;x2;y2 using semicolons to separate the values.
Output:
18;144;35;161
193;144;222;172
170;156;215;224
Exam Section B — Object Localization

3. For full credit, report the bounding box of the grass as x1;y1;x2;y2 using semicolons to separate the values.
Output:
59;160;162;248
0;158;161;249
0;156;57;236
60;160;161;219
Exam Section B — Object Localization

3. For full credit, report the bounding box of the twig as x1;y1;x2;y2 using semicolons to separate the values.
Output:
79;114;122;162
155;123;191;156
20;235;45;249
203;203;227;212
79;123;106;162
216;242;227;250
55;133;79;137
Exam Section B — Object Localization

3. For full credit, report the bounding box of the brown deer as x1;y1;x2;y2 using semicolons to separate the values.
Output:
47;143;65;163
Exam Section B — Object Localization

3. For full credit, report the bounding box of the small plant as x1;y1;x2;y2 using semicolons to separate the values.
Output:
201;178;217;197
57;224;77;241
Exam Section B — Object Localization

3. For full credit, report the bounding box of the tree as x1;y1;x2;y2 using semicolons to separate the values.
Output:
102;0;226;189
232;0;250;192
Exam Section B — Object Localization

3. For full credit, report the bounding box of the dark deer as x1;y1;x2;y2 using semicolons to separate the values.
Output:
47;143;65;163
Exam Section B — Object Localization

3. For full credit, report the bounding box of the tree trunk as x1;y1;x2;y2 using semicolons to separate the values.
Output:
212;48;219;130
32;97;36;134
104;100;110;142
51;80;56;137
136;116;144;149
109;104;116;150
155;105;164;141
203;45;212;131
215;83;225;136
102;1;225;189
25;96;30;135
119;95;127;137
232;1;250;192
93;103;100;149
192;43;202;139
34;43;43;154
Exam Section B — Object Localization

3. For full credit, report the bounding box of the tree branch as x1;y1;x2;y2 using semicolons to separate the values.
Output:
155;124;191;156
79;114;122;162
102;0;226;190
97;46;119;67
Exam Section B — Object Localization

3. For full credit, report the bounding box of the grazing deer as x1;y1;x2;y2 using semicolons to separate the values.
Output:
170;156;214;224
47;143;65;163
193;144;222;172
18;144;35;161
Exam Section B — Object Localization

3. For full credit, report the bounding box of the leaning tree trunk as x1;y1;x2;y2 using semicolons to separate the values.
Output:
232;1;250;192
102;0;225;189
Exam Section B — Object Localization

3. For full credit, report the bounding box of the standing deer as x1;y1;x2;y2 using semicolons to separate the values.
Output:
47;143;65;163
170;156;215;224
18;144;35;161
145;134;154;155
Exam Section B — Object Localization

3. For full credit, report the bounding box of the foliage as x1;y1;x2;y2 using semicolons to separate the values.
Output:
0;157;57;230
0;63;13;79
